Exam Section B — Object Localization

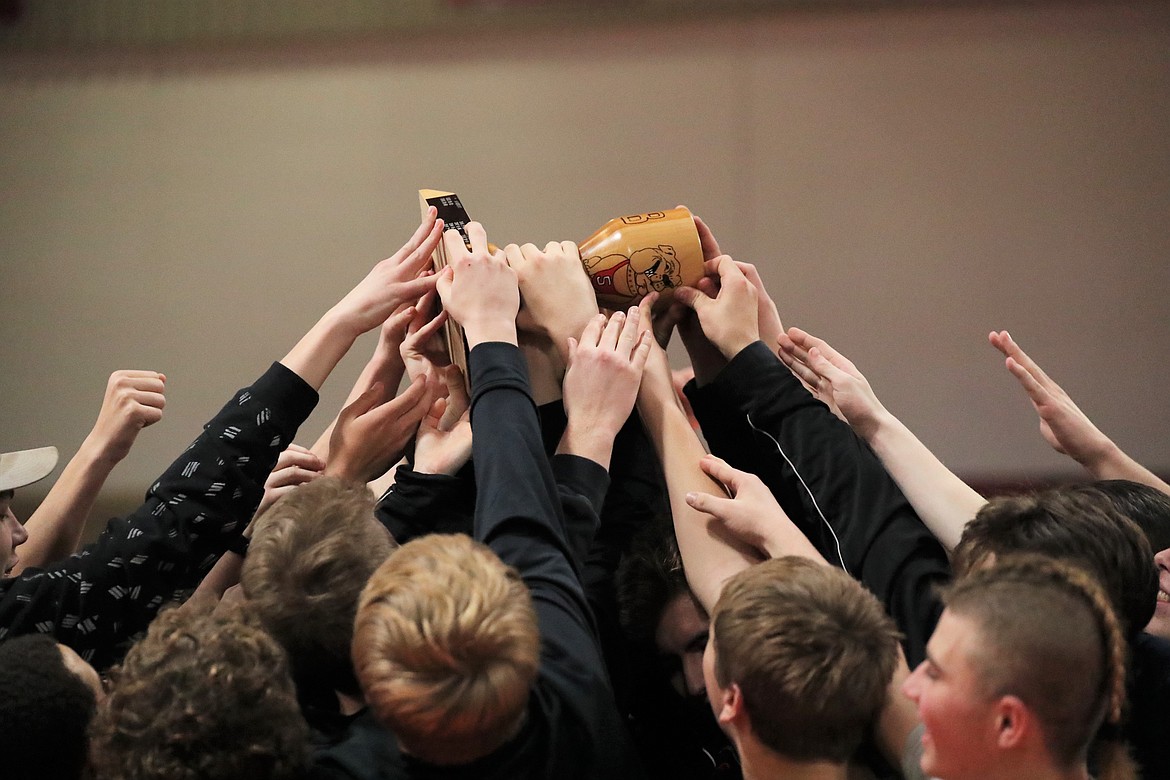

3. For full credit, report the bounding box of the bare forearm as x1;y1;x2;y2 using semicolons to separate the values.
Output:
311;349;405;462
865;411;985;553
1081;440;1170;494
280;307;363;392
637;379;758;614
556;423;616;472
14;438;121;571
191;551;245;601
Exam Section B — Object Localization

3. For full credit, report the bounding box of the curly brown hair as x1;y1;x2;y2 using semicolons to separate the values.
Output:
88;602;310;780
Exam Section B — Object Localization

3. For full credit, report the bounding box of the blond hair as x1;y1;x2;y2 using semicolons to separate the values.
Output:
352;533;540;764
946;554;1135;780
712;557;900;762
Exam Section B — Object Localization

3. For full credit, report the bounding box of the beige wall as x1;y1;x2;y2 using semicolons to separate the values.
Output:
2;1;1168;524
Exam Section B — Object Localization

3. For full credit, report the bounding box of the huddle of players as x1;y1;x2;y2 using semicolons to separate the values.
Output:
2;207;1167;780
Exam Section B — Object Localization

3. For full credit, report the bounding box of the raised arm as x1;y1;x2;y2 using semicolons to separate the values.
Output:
281;208;442;390
0;211;445;669
674;255;949;667
684;454;923;770
13;370;166;573
990;329;1170;495
308;303;417;466
779;327;986;552
189;444;324;603
634;295;759;615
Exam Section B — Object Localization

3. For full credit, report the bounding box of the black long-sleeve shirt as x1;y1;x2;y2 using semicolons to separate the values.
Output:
0;362;318;670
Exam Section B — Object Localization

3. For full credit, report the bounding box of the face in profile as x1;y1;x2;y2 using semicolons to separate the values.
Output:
1149;547;1170;642
902;610;1000;780
58;642;105;703
0;490;29;575
654;590;710;700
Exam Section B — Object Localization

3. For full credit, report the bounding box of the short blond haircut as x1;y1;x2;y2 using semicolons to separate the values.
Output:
353;533;540;764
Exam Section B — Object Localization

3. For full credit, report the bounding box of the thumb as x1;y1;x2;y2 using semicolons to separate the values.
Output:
673;286;706;313
343;381;386;421
685;490;728;518
435;266;455;303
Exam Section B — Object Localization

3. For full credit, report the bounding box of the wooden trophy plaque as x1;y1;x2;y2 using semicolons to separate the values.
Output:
419;188;472;384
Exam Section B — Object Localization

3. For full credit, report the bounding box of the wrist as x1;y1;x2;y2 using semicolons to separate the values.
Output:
463;320;518;348
557;422;616;470
1077;437;1125;476
718;333;759;362
319;304;368;343
324;458;364;483
414;447;466;477
77;433;126;470
851;406;896;446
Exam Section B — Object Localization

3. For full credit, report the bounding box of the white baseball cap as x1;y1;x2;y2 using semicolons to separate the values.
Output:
0;447;59;492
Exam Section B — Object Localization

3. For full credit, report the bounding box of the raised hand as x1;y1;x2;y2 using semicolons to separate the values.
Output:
689;210;783;354
414;366;473;476
777;327;888;434
400;291;452;384
331;208;444;336
559;307;652;469
435;222;519;347
506;240;598;361
325;376;435;483
281;209;444;391
252;444;325;520
87;370;167;465
989;330;1116;467
684;454;822;561
673;254;759;360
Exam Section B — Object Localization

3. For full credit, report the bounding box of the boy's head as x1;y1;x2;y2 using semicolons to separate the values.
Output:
617;517;709;699
352;533;540;765
88;603;310;780
954;486;1157;636
242;476;395;697
705;556;900;764
903;554;1128;780
0;446;58;574
0;634;101;780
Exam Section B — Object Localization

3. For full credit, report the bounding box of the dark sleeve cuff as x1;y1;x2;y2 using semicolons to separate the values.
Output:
716;341;787;394
551;454;611;516
468;342;531;412
257;361;320;423
375;466;476;543
683;374;728;424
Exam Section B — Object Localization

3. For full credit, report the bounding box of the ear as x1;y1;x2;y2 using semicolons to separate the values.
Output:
993;695;1031;750
716;682;745;727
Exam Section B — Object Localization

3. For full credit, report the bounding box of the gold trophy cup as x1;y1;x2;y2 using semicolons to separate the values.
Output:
577;207;705;309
